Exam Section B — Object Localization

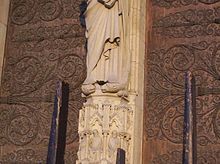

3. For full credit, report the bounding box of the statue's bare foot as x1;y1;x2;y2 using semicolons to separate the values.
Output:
101;83;125;93
81;84;96;96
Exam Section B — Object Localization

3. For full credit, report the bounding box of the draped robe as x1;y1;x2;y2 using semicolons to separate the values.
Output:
83;0;130;87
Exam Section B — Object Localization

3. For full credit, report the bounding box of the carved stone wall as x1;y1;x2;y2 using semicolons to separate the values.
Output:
0;0;86;163
144;0;220;163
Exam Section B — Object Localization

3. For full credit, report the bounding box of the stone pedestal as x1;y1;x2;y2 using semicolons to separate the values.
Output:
77;85;133;164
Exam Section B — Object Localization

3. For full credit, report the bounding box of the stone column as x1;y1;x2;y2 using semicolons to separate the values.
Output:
129;0;146;163
0;0;10;86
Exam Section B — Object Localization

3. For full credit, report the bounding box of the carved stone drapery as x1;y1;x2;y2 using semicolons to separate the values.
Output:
81;0;130;96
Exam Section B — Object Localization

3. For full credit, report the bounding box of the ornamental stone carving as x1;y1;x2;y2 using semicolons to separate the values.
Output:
77;92;133;163
77;0;141;163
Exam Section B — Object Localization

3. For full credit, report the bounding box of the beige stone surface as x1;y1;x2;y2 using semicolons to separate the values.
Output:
0;0;10;85
0;0;10;25
77;88;133;164
78;0;146;163
129;0;146;163
0;23;7;85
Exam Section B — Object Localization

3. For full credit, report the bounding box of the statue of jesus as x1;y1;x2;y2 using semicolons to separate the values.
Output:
82;0;130;95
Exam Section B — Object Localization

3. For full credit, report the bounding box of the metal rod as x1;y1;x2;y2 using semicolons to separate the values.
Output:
116;148;126;164
183;71;197;164
46;81;62;164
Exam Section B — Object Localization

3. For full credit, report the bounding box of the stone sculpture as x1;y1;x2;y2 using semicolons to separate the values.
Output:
77;1;133;163
89;130;103;161
108;131;120;159
82;0;130;95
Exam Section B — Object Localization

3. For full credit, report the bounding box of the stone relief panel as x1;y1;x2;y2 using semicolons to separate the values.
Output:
0;0;86;163
153;0;220;8
153;7;220;38
146;41;220;142
77;98;133;163
144;2;220;163
151;150;220;164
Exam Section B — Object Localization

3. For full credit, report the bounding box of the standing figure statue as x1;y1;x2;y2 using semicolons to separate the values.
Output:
82;0;130;95
108;131;120;160
89;130;103;161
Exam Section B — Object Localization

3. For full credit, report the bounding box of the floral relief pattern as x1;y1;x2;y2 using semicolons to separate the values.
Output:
146;41;220;144
0;0;86;163
153;8;220;38
152;150;220;164
145;2;220;163
153;0;220;8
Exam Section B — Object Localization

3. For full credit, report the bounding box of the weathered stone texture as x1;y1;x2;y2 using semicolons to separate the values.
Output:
0;0;86;163
144;0;220;163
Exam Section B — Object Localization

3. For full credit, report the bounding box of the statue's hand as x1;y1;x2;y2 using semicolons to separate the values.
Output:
98;0;117;9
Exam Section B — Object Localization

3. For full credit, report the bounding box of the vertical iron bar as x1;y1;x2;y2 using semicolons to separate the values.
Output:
116;148;125;164
183;71;197;164
46;81;62;164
